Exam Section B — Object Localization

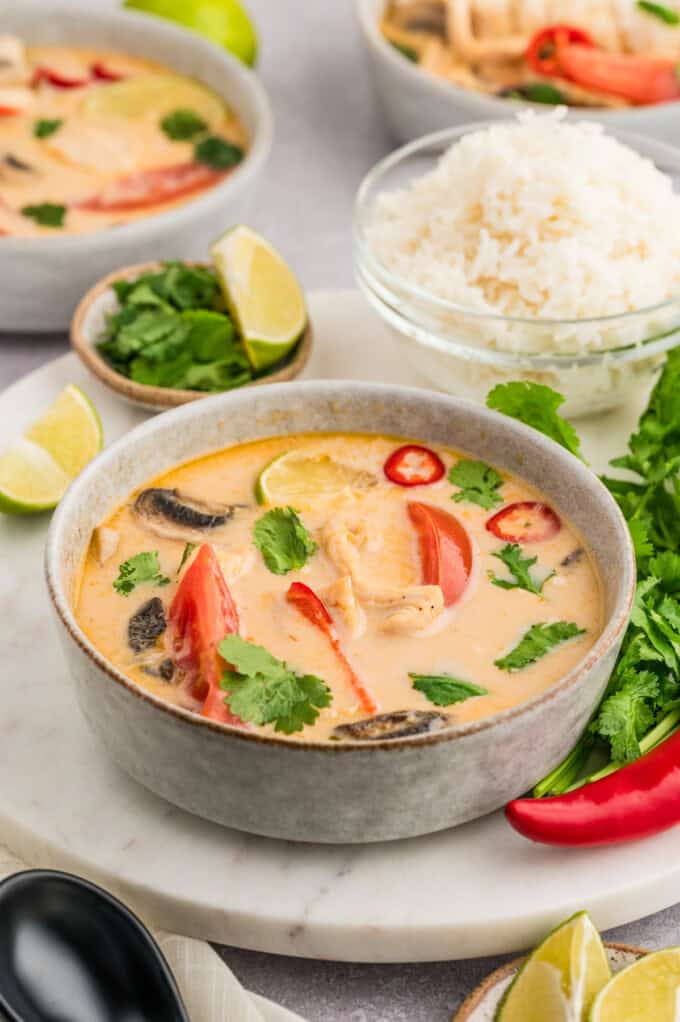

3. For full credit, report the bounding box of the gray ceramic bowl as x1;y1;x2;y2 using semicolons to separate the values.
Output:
0;2;272;333
45;381;635;844
356;0;680;145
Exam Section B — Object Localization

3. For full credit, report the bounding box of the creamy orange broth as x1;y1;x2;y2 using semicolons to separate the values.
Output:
0;42;246;237
75;434;603;742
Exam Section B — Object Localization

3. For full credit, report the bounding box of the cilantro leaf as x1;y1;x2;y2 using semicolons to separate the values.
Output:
448;459;503;510
409;673;488;706
34;118;63;138
595;671;660;763
194;136;244;169
253;507;317;575
160;108;208;140
637;0;680;24
21;202;66;228
218;635;332;734
389;40;418;62
504;83;566;104
177;542;195;575
486;382;583;461
495;621;585;672
113;551;170;596
488;543;555;596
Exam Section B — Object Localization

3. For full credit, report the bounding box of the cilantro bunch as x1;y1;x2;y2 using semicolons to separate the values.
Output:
488;364;680;796
96;262;253;393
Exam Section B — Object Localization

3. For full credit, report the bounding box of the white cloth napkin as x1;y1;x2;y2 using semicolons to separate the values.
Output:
0;845;266;1022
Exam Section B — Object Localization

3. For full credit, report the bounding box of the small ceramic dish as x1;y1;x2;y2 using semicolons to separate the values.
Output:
356;0;680;145
0;3;272;333
70;262;313;411
45;381;635;844
453;943;646;1021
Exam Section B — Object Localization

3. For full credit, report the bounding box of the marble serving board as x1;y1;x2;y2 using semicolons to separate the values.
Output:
0;289;675;963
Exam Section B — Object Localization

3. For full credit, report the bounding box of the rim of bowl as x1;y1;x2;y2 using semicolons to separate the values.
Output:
45;380;635;753
0;3;273;255
354;0;680;124
70;261;313;409
354;122;680;333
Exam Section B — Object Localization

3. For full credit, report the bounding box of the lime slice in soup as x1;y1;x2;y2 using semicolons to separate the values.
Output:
256;452;375;505
0;385;102;514
496;911;610;1022
124;0;258;67
82;72;227;125
211;225;307;372
590;948;680;1022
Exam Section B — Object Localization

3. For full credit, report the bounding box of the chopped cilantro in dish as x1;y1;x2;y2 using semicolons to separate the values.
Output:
448;459;504;510
489;543;555;597
409;673;488;706
113;551;170;596
219;634;332;734
495;621;585;673
637;1;680;25
33;118;63;139
160;108;208;140
21;202;66;228
194;136;244;169
253;507;317;575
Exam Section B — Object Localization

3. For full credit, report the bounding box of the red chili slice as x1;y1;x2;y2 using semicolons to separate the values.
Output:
78;163;225;212
32;67;89;88
384;444;445;487
407;502;472;606
90;62;125;82
0;107;20;116
526;25;594;76
556;45;680;105
286;581;377;714
486;501;561;544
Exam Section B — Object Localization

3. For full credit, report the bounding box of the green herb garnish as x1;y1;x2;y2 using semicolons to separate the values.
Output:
113;551;170;596
448;459;504;510
194;136;244;169
21;203;66;228
495;622;585;673
489;543;555;596
253;507;317;575
390;40;418;62
219;634;332;734
637;1;680;24
34;118;63;139
160;108;208;140
487;382;583;460
409;673;488;706
96;262;254;393
505;83;566;104
177;542;196;575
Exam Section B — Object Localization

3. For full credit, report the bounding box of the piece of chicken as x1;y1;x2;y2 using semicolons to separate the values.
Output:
323;576;366;639
0;36;29;87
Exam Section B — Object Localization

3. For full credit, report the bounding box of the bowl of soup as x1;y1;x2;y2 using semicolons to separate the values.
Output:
0;3;272;331
45;381;635;843
356;0;680;144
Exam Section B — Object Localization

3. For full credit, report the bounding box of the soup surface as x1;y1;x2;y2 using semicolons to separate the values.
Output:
0;38;246;237
76;434;603;742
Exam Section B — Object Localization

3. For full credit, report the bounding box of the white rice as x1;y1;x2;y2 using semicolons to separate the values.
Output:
368;110;680;352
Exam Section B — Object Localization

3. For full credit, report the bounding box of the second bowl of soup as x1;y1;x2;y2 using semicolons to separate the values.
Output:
46;381;634;843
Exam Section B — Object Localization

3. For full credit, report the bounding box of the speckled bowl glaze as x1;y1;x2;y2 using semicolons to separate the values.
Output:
45;381;635;844
0;3;272;333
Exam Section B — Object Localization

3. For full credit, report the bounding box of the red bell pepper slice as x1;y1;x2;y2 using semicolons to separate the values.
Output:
286;581;377;714
526;25;594;76
77;163;225;212
32;67;89;88
90;62;125;82
384;444;445;487
555;45;680;105
486;501;561;544
506;728;680;847
407;502;472;607
167;543;242;726
0;107;20;116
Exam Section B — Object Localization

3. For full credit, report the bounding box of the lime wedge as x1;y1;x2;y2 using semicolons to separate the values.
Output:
124;0;258;66
0;385;103;514
82;72;227;125
590;948;680;1022
211;226;307;372
497;912;610;1022
255;452;375;505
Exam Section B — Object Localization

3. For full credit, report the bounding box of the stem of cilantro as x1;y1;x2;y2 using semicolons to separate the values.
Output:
532;734;592;798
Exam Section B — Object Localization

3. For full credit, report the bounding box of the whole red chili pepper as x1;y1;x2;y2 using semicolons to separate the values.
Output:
286;581;377;714
506;728;680;847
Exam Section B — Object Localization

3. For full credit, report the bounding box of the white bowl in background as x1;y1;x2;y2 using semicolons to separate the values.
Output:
355;0;680;144
0;3;273;333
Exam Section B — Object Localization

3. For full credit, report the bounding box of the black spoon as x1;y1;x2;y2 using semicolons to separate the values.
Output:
0;870;189;1022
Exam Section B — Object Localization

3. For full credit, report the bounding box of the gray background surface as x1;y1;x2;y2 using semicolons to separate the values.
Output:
1;1;679;1018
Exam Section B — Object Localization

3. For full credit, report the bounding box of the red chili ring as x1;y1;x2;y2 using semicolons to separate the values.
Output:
486;501;561;544
384;444;446;487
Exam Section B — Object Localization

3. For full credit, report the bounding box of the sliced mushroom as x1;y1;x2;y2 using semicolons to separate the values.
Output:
561;548;584;568
4;154;34;172
332;709;449;741
128;597;166;653
133;488;244;541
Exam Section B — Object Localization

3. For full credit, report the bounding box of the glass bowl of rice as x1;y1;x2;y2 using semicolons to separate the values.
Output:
353;114;680;417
